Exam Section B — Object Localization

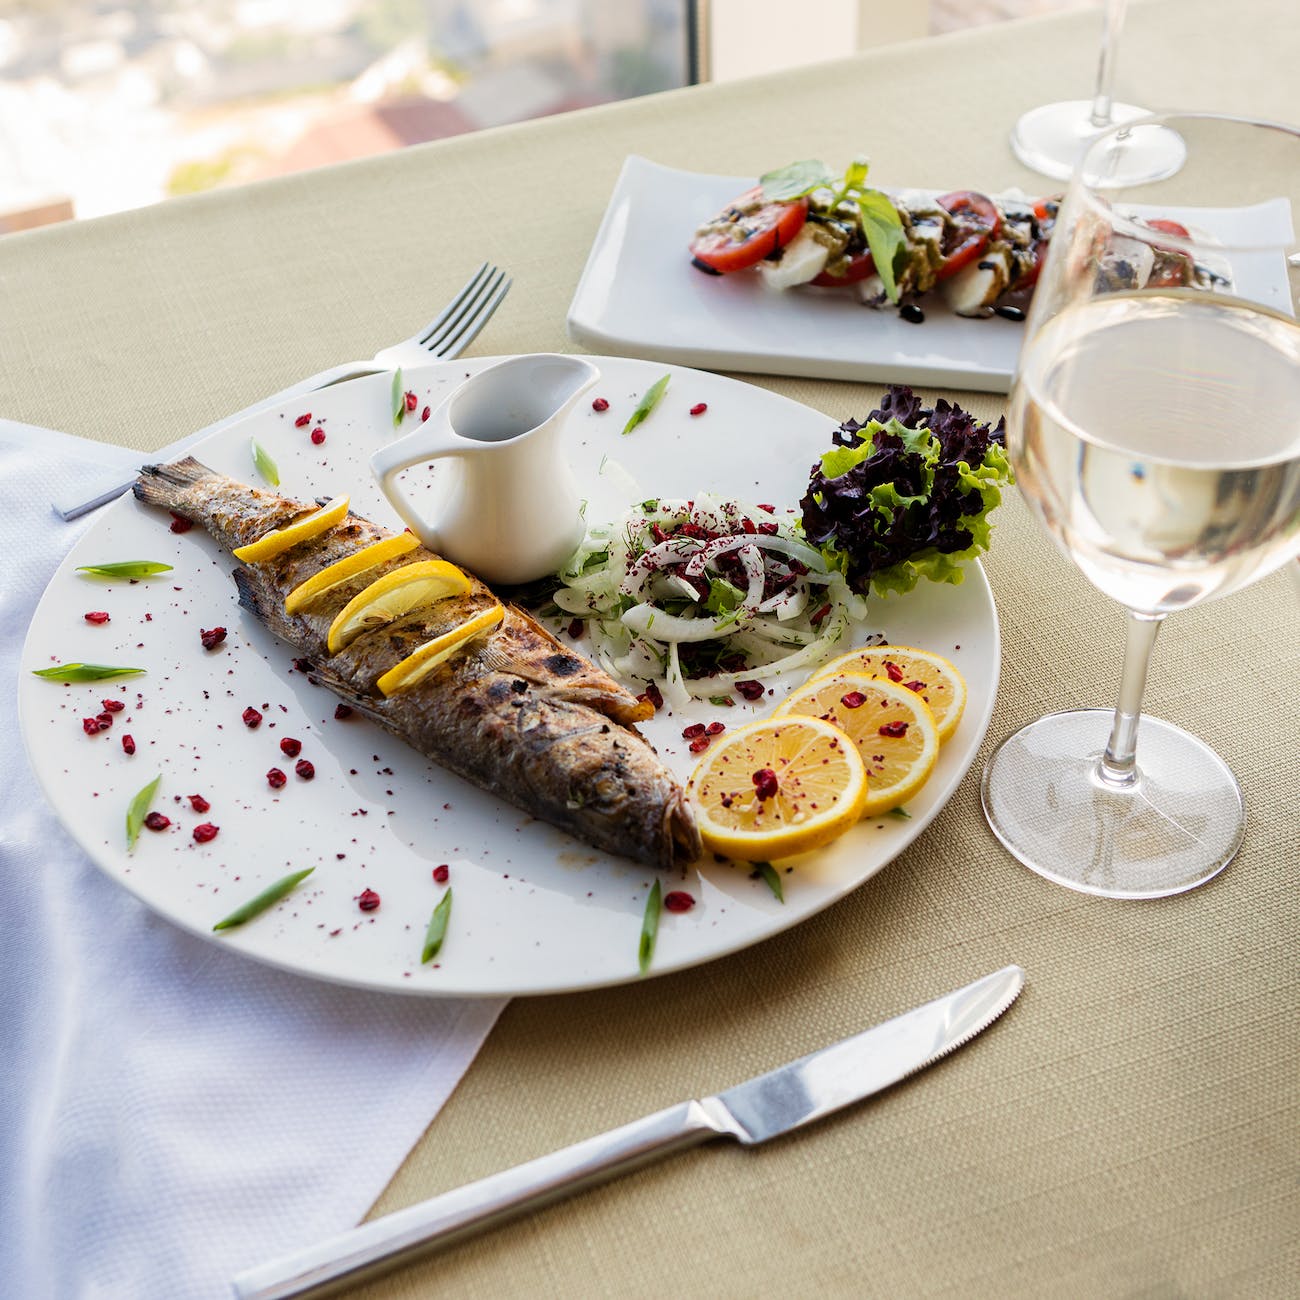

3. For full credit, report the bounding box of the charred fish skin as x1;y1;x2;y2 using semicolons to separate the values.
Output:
134;457;701;870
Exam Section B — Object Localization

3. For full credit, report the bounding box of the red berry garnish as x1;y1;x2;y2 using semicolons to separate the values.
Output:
279;737;302;757
169;513;192;534
144;811;171;832
334;704;353;720
885;661;904;682
752;768;779;800
310;427;326;445
95;712;114;729
242;706;262;729
121;734;136;755
433;864;450;883
295;412;312;427
591;396;610;412
736;680;765;701
84;611;110;625
705;721;725;735
840;691;866;709
664;890;696;912
266;767;287;789
200;626;227;651
404;391;417;412
689;402;707;416
421;406;431;422
294;759;315;781
192;823;219;843
682;723;706;739
101;699;125;712
187;794;210;813
879;720;909;738
688;735;711;754
82;717;101;736
357;888;381;912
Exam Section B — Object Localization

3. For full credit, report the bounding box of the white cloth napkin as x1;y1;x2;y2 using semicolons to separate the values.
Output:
0;422;506;1300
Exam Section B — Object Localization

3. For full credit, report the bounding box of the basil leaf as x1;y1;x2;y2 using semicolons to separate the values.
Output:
391;367;405;427
857;189;907;304
32;663;145;682
421;888;453;963
126;774;161;851
76;561;173;579
622;374;670;435
754;861;784;903
638;878;662;974
760;159;834;200
213;868;315;931
250;437;280;487
843;156;871;190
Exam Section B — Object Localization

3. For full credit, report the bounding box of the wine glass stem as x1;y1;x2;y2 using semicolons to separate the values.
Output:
1098;608;1165;788
1090;0;1129;128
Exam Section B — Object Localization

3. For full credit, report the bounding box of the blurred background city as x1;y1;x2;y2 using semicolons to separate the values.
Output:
0;0;1078;234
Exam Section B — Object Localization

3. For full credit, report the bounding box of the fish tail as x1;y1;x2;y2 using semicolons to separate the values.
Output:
133;456;221;510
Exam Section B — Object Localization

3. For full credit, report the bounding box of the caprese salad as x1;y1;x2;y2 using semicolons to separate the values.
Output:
688;156;1214;321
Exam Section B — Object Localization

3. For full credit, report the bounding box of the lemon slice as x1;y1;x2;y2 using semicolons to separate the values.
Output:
232;495;350;564
376;604;504;696
687;715;867;861
776;672;939;816
285;533;420;614
326;559;473;653
812;644;966;743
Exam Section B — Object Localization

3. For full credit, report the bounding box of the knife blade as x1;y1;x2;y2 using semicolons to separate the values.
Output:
231;965;1024;1300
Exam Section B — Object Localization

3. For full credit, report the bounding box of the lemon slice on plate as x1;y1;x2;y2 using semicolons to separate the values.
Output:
686;715;867;861
326;559;473;653
376;603;504;696
232;495;350;564
811;645;966;743
285;533;420;614
775;672;939;816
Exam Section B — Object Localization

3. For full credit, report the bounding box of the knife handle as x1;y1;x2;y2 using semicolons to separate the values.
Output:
232;1099;729;1299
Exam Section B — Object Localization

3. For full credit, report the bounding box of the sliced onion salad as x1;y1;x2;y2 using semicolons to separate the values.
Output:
551;495;869;708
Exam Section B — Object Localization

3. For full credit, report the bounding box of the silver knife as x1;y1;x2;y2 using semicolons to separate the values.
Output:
231;965;1024;1300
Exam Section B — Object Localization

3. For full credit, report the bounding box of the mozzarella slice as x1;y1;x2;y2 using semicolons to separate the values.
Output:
757;225;830;290
941;246;1013;317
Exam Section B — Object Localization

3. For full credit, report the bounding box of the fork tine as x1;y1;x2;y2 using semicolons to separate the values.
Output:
411;263;494;348
428;271;512;360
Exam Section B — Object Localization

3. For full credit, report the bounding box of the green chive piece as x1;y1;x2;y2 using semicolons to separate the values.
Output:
76;561;173;579
391;367;405;427
754;861;784;903
421;888;453;963
250;437;280;487
213;867;315;932
32;663;145;682
889;806;912;820
126;774;162;851
622;373;670;435
638;878;662;973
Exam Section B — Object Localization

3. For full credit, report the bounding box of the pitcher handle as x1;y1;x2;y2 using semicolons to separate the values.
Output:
369;397;463;549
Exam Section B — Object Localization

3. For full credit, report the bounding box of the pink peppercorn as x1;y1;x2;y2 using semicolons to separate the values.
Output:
84;611;110;625
279;737;302;757
591;397;609;412
242;706;262;729
433;864;450;883
294;759;315;781
688;735;711;754
82;717;102;736
357;888;381;912
682;723;706;739
885;661;904;682
95;712;114;729
200;626;227;651
187;794;210;813
192;823;219;843
266;767;287;789
736;680;765;701
840;691;867;709
752;768;779;800
705;721;725;735
879;720;909;738
144;811;170;832
121;734;136;755
101;699;125;713
664;891;696;913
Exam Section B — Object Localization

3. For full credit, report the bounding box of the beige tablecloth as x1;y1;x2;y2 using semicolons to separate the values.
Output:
2;1;1296;1294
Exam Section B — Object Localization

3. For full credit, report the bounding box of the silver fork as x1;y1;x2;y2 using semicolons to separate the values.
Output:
53;264;512;521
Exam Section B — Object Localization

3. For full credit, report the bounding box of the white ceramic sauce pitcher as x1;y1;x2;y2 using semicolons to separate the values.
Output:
370;354;598;585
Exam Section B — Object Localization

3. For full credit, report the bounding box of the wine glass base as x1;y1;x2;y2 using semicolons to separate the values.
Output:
981;709;1244;899
1010;101;1185;182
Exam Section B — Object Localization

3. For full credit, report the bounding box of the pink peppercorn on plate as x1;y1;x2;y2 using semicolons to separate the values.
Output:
18;356;998;997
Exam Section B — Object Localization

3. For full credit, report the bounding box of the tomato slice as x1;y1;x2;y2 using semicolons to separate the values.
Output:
1141;218;1194;288
809;249;877;288
689;187;809;275
1144;218;1190;239
935;190;1001;282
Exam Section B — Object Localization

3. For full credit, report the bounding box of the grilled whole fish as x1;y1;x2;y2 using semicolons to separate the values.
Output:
134;457;701;870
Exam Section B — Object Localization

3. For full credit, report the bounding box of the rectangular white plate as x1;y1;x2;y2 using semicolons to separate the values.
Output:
566;155;1032;394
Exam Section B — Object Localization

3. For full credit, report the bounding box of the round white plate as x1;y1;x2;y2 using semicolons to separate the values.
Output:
19;356;999;997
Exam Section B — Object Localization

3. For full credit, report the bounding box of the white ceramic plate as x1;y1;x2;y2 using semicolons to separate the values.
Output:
567;155;1032;394
19;356;999;997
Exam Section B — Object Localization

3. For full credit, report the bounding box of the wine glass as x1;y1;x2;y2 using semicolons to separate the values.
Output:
982;113;1300;899
1009;0;1184;184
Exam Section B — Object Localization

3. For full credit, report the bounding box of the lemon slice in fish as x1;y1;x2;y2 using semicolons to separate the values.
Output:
285;533;420;614
376;603;504;696
326;559;473;653
232;495;350;564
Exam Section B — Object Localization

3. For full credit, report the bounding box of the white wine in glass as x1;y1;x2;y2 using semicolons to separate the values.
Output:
982;113;1300;899
1010;0;1184;183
